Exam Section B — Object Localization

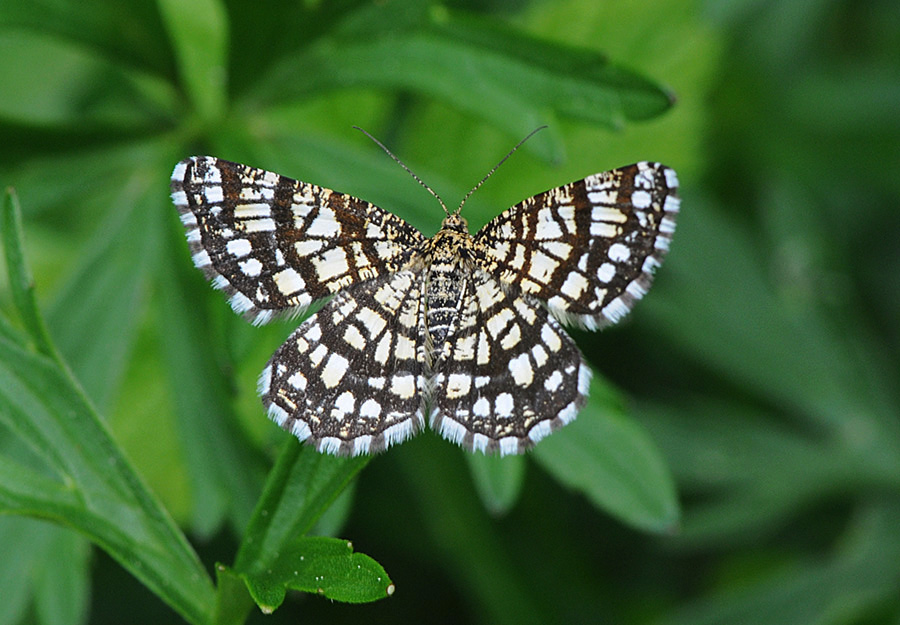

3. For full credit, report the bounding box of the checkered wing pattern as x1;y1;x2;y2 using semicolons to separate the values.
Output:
171;156;424;325
173;153;679;457
474;162;679;330
430;272;591;455
259;271;427;456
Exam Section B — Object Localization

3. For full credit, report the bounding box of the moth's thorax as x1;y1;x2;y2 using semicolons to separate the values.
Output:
414;214;476;266
417;213;477;357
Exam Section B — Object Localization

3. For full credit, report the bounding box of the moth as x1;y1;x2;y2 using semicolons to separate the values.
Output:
171;137;678;456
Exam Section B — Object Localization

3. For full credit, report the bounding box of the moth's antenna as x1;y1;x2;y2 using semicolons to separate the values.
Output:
353;126;450;217
455;125;548;215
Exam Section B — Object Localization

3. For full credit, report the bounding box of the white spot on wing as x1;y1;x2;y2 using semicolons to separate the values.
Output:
171;161;188;184
608;243;631;262
229;291;254;313
192;250;211;268
544;370;563;392
446;374;472;398
244;217;276;232
664;167;679;188
312;247;350;282
321;353;349;388
204;186;224;203
227;238;253;258
360;399;381;419
508;353;534;386
390;374;416;399
631;190;652;208
495;393;514;417
273;267;306;295
499;437;519;456
239;258;263;277
597;262;616;283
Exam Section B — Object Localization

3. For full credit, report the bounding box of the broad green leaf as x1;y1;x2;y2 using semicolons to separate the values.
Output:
0;434;90;625
310;480;357;538
0;334;215;624
432;11;675;123
638;396;900;548
34;161;168;624
0;311;27;349
466;452;526;516
157;0;229;123
250;10;672;160
533;373;680;533
0;199;215;625
242;536;393;610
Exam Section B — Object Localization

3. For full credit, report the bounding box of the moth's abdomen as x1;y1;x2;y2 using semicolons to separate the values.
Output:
425;261;468;352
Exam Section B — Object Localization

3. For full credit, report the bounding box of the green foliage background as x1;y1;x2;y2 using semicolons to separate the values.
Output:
1;0;899;623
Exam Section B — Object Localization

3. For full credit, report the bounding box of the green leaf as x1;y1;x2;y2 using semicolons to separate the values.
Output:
641;194;899;437
0;198;215;625
659;501;900;625
45;171;161;411
0;0;175;73
394;438;548;625
466;452;526;516
533;373;680;533
0;513;88;625
33;527;91;625
1;188;55;358
250;9;673;160
211;565;255;625
0;517;37;624
156;215;267;536
0;335;215;624
157;0;229;123
231;440;370;612
0;30;177;129
242;536;394;610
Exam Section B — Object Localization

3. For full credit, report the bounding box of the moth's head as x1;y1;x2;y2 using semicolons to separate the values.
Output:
441;212;469;234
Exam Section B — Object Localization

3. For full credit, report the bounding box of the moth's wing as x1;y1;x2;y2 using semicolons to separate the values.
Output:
429;272;590;455
474;162;679;329
260;271;428;456
171;156;424;325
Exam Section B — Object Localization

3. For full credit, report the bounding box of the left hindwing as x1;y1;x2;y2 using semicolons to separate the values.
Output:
260;271;427;456
172;156;424;325
474;162;679;330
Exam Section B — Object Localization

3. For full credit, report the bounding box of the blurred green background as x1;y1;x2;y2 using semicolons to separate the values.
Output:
2;0;900;623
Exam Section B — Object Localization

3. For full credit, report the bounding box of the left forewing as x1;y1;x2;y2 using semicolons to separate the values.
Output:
172;156;424;325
